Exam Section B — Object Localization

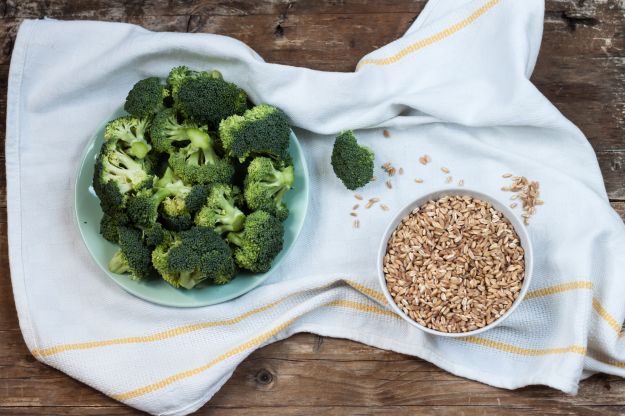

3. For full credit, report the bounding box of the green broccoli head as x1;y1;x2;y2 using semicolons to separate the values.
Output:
175;75;248;127
152;226;235;289
99;213;127;243
195;184;246;234
227;210;284;273
150;108;205;154
108;226;157;280
168;128;234;184
330;130;374;190
104;115;152;159
127;168;190;228
124;77;170;117
159;183;211;232
93;141;153;215
243;157;294;221
141;222;166;247
167;66;222;101
219;104;291;162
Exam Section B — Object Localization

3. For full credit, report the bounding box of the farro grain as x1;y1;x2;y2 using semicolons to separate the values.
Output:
383;195;524;333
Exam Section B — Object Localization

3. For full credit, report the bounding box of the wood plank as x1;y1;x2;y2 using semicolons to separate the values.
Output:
6;0;428;18
1;405;623;416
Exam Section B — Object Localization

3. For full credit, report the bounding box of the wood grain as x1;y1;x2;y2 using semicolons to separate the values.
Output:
1;0;624;415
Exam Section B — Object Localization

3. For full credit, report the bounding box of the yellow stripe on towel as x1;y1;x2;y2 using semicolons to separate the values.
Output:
357;0;500;69
462;336;586;356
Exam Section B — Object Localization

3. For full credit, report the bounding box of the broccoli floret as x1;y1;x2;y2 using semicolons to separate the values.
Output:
93;142;153;215
99;213;125;243
243;157;294;221
141;223;165;247
168;128;234;184
227;210;284;273
124;77;169;117
219;104;291;162
167;66;222;101
104;115;152;159
152;226;235;289
127;168;190;228
175;75;248;127
330;130;374;190
195;184;246;234
160;183;210;232
150;108;205;153
108;226;157;280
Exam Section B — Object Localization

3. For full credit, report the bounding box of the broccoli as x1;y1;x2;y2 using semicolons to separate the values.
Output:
175;75;248;127
99;213;124;243
243;157;294;221
141;223;166;247
159;183;210;232
167;66;222;101
104;115;152;159
127;168;191;228
124;77;169;117
330;130;374;190
195;184;246;234
168;128;234;185
152;226;235;289
108;226;157;280
93;141;153;215
150;108;203;153
227;210;284;273
219;104;291;162
128;167;209;230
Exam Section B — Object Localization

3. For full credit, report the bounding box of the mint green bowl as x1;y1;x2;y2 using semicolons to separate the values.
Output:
74;107;309;307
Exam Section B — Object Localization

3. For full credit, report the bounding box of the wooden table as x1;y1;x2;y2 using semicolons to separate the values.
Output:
1;1;624;414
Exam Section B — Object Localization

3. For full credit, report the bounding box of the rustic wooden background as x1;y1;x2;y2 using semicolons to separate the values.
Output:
1;0;625;415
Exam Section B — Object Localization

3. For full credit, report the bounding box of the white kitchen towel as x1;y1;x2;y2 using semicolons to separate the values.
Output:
7;0;625;414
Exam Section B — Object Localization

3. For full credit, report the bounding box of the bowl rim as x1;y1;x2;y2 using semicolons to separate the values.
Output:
73;106;310;307
376;187;534;337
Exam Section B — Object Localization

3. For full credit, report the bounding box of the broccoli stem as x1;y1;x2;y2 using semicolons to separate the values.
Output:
186;128;210;150
215;194;246;233
108;249;130;273
179;270;204;289
185;128;220;165
227;232;243;247
129;141;150;159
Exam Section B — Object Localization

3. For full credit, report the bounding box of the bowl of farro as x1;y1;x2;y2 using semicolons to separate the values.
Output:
377;189;533;337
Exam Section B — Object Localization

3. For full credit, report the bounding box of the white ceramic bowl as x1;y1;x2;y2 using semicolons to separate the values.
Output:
377;188;533;337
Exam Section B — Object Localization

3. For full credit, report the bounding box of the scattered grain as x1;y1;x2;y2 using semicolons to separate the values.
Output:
386;180;393;189
380;204;390;211
350;212;358;217
419;155;431;165
441;167;450;174
354;194;363;201
353;219;360;229
501;175;542;225
399;167;404;175
445;176;453;184
382;162;397;176
458;179;464;187
510;203;517;208
365;197;380;209
502;173;513;178
352;204;360;210
383;129;391;138
383;195;525;333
